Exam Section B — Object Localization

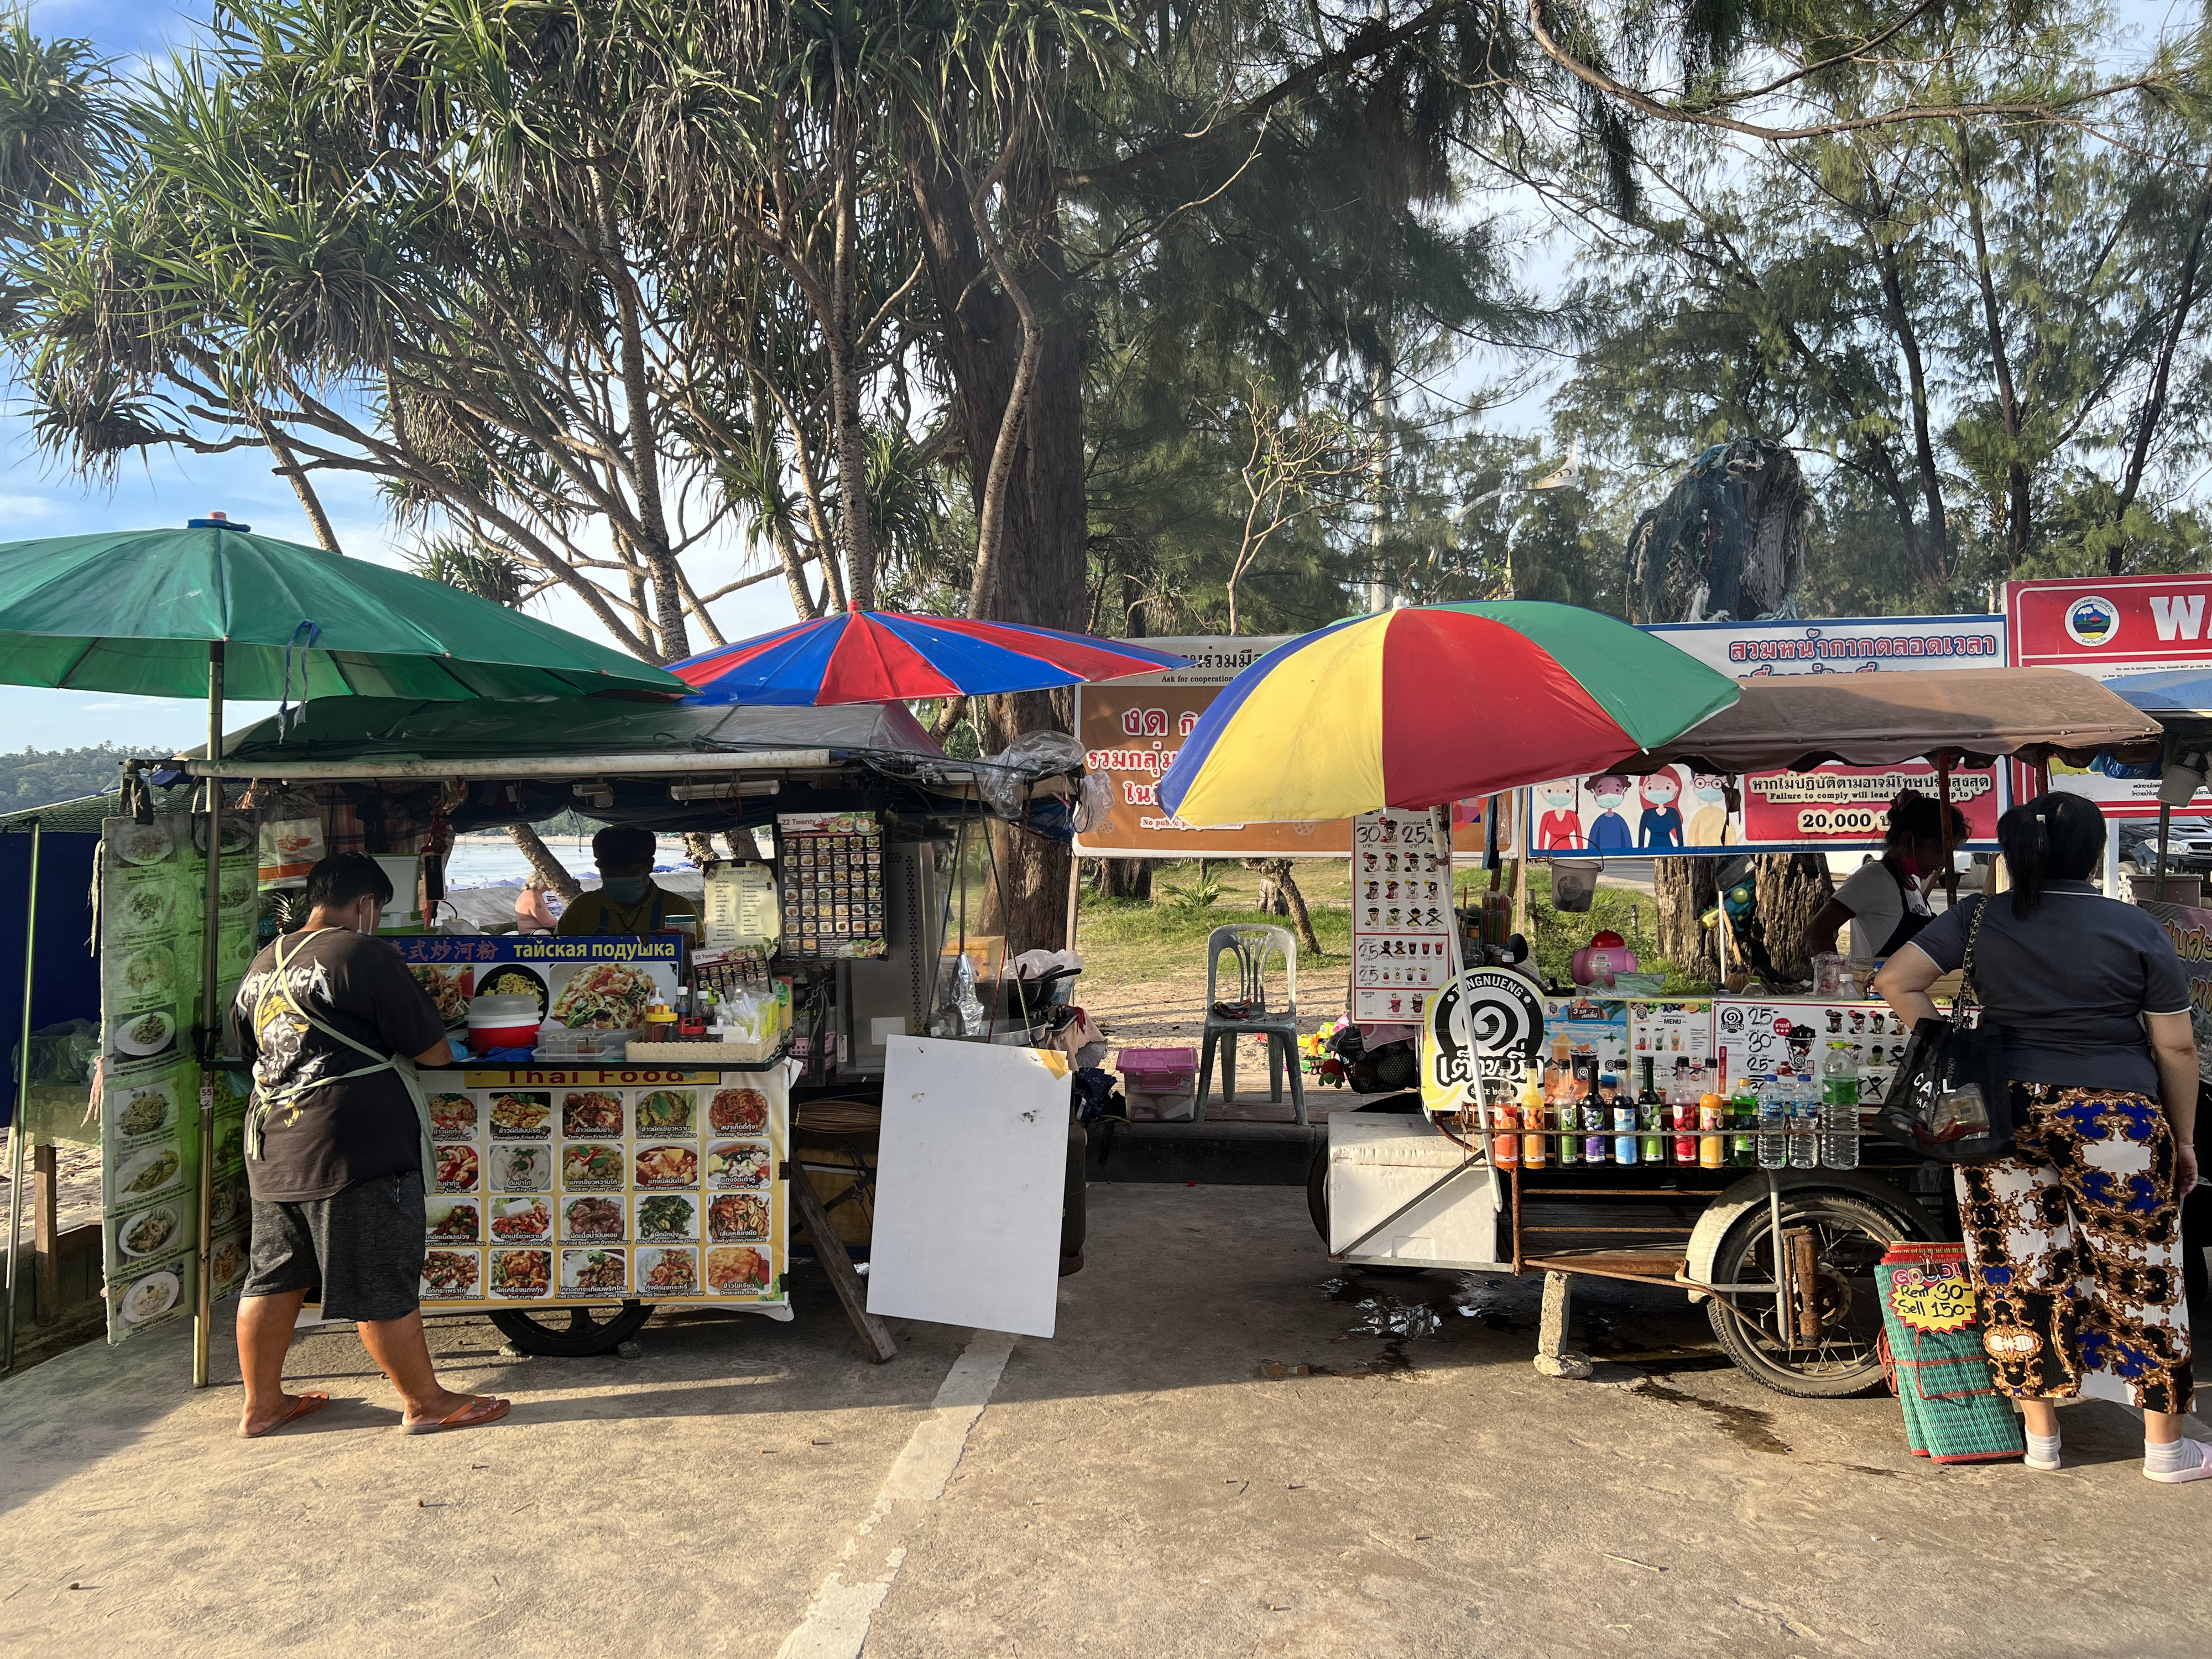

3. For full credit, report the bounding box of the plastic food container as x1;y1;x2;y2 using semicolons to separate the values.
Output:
466;993;543;1054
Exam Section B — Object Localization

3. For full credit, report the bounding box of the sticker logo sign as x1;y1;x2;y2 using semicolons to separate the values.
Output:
2064;596;2121;648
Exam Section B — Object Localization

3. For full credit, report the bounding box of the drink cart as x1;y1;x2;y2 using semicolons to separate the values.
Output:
109;695;1081;1373
1313;665;2166;1396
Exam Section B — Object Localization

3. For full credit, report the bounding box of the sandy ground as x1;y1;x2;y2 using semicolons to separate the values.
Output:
4;1183;2210;1657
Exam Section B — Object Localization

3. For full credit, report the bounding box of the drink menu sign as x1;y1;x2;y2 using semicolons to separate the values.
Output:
1526;615;2007;855
2007;574;2212;817
413;1066;788;1310
1350;809;1455;1021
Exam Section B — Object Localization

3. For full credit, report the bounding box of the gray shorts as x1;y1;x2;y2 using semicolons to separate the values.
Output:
245;1173;425;1322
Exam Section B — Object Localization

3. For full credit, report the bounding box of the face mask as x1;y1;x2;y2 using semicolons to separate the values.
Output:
603;875;650;904
1694;786;1724;802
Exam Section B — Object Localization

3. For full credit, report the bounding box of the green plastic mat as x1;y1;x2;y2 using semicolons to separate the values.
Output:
1879;1242;2025;1465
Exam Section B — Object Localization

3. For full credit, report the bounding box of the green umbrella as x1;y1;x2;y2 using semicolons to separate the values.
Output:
0;515;684;1385
0;518;685;702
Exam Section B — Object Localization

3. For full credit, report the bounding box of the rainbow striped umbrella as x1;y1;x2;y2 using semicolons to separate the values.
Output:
1158;603;1739;823
671;610;1187;705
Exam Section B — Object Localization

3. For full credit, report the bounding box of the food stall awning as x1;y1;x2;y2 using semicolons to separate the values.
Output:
2101;668;2212;722
1634;665;2163;773
188;696;951;777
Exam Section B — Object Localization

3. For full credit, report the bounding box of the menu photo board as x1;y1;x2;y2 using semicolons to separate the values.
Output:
96;814;258;1344
775;812;884;961
413;1066;788;1309
1350;809;1456;1022
394;935;684;1036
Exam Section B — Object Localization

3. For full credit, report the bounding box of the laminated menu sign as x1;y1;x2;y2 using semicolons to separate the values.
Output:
776;811;885;960
394;936;683;1036
703;864;781;948
1712;998;1906;1105
414;1066;787;1308
1350;809;1454;1021
96;815;256;1343
1629;1000;1715;1070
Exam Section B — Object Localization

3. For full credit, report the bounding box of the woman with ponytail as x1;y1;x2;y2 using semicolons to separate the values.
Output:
1808;787;1968;968
1876;792;2205;1481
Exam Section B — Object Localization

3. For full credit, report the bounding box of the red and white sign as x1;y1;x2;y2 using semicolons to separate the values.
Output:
2009;574;2212;669
2006;575;2212;818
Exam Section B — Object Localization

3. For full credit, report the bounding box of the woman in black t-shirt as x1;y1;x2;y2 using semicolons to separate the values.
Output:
1876;793;2204;1482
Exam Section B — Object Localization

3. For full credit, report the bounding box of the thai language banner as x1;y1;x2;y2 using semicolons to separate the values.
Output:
1074;635;1486;859
2007;575;2212;818
1527;615;2006;856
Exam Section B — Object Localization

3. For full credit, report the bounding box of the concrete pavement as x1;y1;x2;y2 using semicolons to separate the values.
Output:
3;1183;2208;1657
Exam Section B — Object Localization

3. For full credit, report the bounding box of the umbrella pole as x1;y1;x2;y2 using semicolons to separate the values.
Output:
1935;752;1959;909
194;643;225;1389
2156;801;2173;902
4;820;41;1375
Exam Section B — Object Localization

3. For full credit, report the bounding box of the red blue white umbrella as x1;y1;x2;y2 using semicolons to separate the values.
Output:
670;610;1188;705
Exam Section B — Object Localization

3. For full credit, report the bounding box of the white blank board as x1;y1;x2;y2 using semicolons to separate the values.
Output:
866;1036;1070;1339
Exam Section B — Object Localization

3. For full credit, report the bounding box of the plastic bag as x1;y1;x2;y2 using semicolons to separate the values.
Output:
1074;768;1112;834
978;729;1087;818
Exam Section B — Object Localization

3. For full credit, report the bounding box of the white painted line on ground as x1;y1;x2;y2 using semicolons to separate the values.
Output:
775;1329;1016;1659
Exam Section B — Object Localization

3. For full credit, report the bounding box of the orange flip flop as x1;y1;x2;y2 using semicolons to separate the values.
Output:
402;1394;512;1435
239;1392;331;1439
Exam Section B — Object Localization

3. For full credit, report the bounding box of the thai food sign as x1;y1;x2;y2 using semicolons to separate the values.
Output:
394;935;682;1035
411;1066;789;1310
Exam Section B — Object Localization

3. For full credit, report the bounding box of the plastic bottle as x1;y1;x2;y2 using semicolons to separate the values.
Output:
1637;1057;1667;1166
1671;1059;1699;1165
1787;1064;1821;1168
1756;1074;1788;1168
1548;1060;1579;1167
1579;1057;1609;1165
1520;1064;1548;1169
1727;1075;1761;1168
1487;1070;1519;1168
1609;1072;1638;1165
1821;1041;1861;1170
1698;1074;1726;1170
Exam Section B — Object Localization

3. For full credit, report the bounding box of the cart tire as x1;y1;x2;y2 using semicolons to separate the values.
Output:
1704;1192;1913;1398
489;1300;653;1358
1305;1147;1427;1276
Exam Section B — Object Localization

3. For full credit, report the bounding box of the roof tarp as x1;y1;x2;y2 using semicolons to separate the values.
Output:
1638;665;2162;773
205;696;947;767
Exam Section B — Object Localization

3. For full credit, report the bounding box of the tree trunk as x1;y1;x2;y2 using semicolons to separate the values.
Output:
1245;857;1321;954
909;137;1088;955
682;831;720;869
1655;855;1720;987
1740;854;1834;986
1097;857;1152;899
509;823;581;902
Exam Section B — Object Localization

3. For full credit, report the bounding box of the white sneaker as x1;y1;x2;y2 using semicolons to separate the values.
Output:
2143;1438;2212;1484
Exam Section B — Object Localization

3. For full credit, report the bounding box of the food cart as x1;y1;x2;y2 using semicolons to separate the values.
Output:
98;695;1080;1373
1317;665;2164;1396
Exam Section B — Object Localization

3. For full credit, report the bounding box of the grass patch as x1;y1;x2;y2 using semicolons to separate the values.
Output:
1076;858;1716;1002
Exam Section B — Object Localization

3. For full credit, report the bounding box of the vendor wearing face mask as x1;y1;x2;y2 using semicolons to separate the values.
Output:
556;825;699;938
1807;787;1970;968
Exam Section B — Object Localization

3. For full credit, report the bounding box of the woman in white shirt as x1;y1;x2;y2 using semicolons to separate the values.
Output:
1806;787;1967;967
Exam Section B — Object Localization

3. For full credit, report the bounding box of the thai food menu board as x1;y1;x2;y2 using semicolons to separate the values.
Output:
395;936;683;1037
97;814;258;1344
411;1067;788;1308
775;811;885;960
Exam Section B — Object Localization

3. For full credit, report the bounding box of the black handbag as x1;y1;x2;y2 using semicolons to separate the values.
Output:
1874;895;2018;1165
